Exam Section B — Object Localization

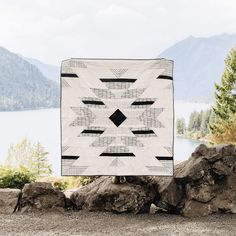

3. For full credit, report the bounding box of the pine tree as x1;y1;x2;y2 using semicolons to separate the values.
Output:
200;109;212;136
209;108;215;125
188;111;196;132
210;47;236;134
31;142;52;177
210;47;236;143
188;111;201;132
176;118;186;135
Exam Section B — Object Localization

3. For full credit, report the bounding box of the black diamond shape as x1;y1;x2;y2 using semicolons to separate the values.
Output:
109;109;127;127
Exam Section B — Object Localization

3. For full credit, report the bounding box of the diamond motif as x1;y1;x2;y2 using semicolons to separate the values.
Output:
109;109;127;127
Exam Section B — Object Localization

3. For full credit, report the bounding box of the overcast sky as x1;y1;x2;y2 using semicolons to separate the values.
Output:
0;0;236;65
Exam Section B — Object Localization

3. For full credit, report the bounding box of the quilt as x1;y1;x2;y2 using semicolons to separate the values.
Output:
61;58;174;176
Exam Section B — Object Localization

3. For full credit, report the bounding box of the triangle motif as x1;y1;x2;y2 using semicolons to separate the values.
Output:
109;158;125;167
110;68;128;78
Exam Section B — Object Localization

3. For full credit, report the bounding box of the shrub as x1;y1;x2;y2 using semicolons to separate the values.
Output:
0;165;36;189
209;114;236;145
79;176;99;186
65;177;81;189
52;179;68;191
38;176;81;191
6;138;52;178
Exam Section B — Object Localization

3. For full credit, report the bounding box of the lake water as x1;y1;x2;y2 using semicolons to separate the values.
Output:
0;101;210;176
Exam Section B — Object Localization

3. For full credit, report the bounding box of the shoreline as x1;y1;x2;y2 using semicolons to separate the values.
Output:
176;134;209;143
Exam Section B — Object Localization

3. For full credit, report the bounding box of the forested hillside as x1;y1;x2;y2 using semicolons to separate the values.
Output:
0;47;59;111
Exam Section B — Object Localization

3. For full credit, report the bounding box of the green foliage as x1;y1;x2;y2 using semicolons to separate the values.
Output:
186;130;202;140
65;177;81;189
200;109;214;136
52;179;69;191
53;177;82;190
5;137;52;178
79;176;99;186
0;165;36;189
176;118;186;135
186;109;213;139
38;176;81;190
210;114;236;145
188;111;201;132
210;46;236;138
30;142;52;177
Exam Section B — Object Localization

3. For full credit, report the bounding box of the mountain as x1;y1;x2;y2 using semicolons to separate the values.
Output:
0;47;59;111
22;56;60;83
159;33;236;102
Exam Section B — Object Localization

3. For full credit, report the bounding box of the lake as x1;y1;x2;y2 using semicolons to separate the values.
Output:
0;101;210;175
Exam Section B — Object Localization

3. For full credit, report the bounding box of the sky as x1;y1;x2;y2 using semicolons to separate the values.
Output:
0;0;236;65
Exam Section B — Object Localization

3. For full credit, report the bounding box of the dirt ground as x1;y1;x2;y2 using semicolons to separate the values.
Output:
0;211;235;236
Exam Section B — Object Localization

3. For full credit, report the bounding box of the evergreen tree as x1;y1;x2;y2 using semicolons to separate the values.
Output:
188;111;196;131
31;142;52;177
187;109;213;138
5;138;52;177
210;115;236;144
210;47;236;135
176;118;186;135
209;108;215;125
200;109;212;136
188;111;201;132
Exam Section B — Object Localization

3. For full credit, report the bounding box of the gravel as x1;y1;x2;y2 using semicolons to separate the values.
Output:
0;211;235;236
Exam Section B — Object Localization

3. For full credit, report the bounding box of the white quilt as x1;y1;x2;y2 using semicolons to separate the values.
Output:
61;58;174;176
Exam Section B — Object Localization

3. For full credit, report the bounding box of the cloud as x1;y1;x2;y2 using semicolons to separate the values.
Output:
95;4;148;22
0;0;235;65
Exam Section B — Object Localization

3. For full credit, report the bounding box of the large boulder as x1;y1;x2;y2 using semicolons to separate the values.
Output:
68;144;235;217
70;176;156;214
154;144;236;217
153;176;184;213
0;188;21;214
19;182;66;212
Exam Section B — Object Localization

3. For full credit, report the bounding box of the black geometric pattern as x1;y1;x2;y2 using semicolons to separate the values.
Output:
109;109;127;127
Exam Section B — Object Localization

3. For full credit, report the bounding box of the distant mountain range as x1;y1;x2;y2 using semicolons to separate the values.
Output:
21;56;60;83
0;33;235;111
0;47;59;111
159;33;236;102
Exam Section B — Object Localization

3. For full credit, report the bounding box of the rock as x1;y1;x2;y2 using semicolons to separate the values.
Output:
211;161;231;178
182;200;217;217
216;144;236;156
64;188;78;209
211;175;236;213
153;144;236;217
186;183;215;203
153;177;183;213
64;188;78;199
70;176;156;214
0;188;21;214
20;182;65;212
68;144;235;217
204;152;222;163
175;157;210;183
192;144;209;158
